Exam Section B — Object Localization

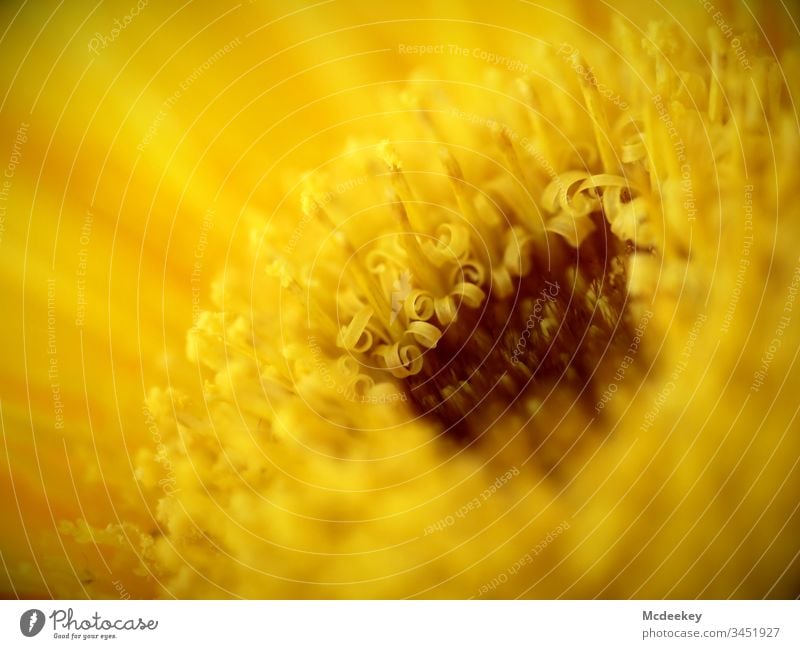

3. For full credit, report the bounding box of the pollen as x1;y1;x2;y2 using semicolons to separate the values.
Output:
98;9;800;599
227;68;652;453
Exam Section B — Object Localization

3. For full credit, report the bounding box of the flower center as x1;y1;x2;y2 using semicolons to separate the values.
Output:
259;74;650;451
402;215;633;440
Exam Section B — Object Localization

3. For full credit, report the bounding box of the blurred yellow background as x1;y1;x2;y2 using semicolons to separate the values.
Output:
1;0;799;598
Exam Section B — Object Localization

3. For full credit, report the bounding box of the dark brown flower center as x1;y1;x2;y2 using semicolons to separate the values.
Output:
404;212;636;445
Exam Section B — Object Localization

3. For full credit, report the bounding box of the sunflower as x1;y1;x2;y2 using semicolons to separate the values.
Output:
1;0;799;599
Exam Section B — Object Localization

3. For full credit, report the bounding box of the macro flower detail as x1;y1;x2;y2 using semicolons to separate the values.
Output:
2;1;799;601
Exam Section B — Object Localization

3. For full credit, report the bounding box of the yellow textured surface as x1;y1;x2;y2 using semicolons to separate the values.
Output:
0;0;798;598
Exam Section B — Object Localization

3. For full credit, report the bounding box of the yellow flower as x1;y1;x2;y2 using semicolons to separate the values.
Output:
1;0;799;598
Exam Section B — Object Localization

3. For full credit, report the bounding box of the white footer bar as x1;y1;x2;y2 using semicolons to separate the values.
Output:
1;600;797;648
